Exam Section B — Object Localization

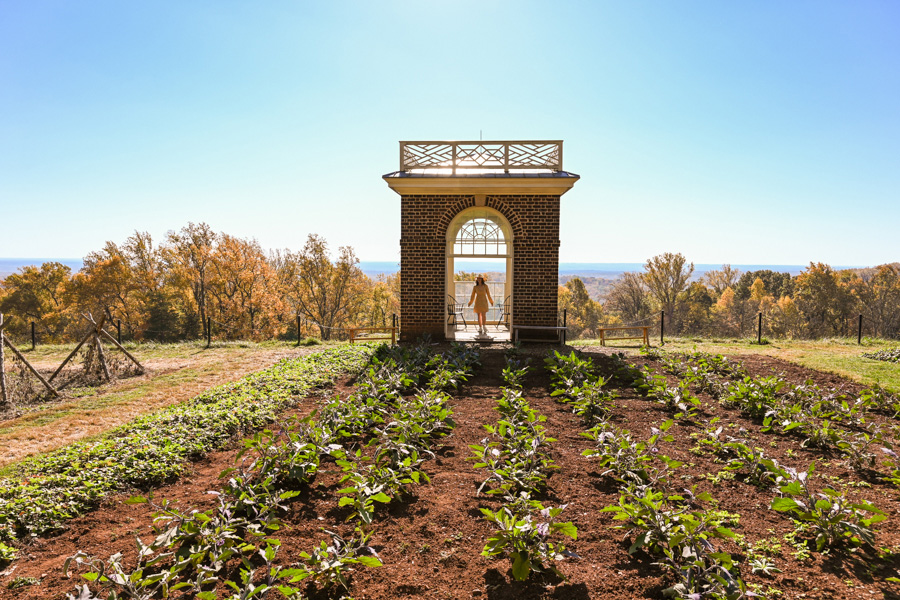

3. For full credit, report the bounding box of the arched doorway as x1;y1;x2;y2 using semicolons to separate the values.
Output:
445;207;513;339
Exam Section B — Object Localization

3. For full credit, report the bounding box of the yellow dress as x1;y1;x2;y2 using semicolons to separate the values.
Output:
469;284;493;314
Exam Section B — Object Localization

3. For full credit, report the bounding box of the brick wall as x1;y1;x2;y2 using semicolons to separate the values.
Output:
399;194;561;342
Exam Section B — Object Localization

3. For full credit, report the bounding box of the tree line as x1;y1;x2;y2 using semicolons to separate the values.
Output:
0;223;399;343
4;234;897;344
559;252;900;340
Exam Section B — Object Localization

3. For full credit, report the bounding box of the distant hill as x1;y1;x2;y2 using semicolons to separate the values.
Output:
0;258;83;279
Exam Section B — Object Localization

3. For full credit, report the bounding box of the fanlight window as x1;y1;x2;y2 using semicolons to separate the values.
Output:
454;216;507;256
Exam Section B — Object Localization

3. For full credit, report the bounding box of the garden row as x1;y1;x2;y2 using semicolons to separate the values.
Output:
625;347;899;593
0;346;376;566
545;350;756;599
62;342;481;599
471;355;578;581
643;347;900;483
864;348;900;364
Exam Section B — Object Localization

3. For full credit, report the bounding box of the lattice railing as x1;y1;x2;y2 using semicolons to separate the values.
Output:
400;141;562;172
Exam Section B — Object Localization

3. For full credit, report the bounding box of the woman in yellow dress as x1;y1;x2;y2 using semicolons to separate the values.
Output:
468;275;494;335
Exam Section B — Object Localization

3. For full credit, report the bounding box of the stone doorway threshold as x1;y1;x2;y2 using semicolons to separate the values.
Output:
447;326;511;343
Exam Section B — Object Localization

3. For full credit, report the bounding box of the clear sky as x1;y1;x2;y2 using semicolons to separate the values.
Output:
1;1;897;266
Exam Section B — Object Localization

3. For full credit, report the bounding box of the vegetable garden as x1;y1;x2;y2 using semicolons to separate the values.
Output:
1;342;900;599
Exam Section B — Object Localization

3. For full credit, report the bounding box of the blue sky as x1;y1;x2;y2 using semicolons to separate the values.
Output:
1;1;897;266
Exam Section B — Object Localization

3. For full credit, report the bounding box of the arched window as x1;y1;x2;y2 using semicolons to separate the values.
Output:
453;214;507;256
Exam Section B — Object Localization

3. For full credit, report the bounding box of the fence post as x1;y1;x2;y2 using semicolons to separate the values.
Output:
296;315;301;347
561;309;567;345
660;311;665;345
0;314;8;406
858;314;863;345
117;320;122;344
392;313;398;345
31;321;36;351
206;317;211;348
757;312;762;344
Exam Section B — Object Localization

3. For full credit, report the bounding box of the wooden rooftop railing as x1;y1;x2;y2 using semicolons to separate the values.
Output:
400;140;563;173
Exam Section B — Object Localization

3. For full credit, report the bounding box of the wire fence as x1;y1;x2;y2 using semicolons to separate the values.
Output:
4;309;899;350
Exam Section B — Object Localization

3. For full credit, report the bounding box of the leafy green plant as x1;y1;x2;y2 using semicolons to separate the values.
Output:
0;541;17;565
288;528;382;590
643;370;701;419
480;503;577;581
501;358;530;390
771;464;886;551
581;421;673;483
1;345;375;540
723;441;782;488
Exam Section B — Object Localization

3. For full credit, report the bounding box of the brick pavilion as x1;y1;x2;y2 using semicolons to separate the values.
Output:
383;141;579;343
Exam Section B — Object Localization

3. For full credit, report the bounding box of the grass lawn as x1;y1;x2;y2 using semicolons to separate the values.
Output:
573;335;900;392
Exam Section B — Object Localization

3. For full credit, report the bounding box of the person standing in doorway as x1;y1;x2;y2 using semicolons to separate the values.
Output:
468;275;494;335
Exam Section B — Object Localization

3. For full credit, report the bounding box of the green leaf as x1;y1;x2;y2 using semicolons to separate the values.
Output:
714;526;736;538
511;551;531;581
555;521;578;539
356;555;382;567
197;592;217;600
338;497;355;507
124;495;147;505
628;531;649;554
371;492;391;503
771;497;800;512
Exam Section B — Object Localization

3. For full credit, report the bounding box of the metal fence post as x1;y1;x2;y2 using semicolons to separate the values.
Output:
561;309;567;345
296;315;301;347
757;312;762;344
858;314;863;345
31;321;36;350
117;319;122;344
206;317;211;348
660;311;665;345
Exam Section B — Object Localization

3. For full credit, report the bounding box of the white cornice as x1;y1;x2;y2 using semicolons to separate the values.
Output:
382;175;579;196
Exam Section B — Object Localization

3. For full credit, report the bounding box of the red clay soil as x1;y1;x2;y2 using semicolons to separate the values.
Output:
2;349;900;600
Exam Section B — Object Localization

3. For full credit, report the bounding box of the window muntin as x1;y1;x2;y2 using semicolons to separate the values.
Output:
453;215;507;256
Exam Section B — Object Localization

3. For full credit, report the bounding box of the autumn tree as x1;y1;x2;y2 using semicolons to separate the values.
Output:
735;270;793;302
794;263;854;337
847;264;900;338
0;262;74;340
680;282;714;335
275;234;367;340
702;265;741;298
161;222;217;338
558;277;602;339
364;273;400;328
642;253;694;333
208;235;282;340
604;272;652;325
73;241;140;333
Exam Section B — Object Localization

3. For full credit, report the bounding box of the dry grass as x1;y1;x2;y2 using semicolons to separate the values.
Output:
0;342;329;468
